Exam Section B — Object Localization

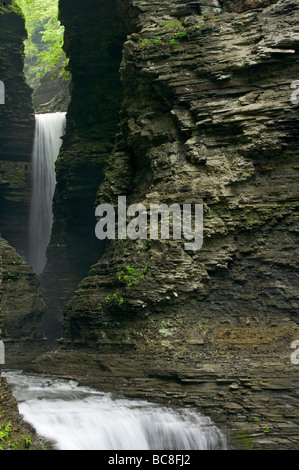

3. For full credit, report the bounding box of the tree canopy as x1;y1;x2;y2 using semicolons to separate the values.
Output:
14;0;69;88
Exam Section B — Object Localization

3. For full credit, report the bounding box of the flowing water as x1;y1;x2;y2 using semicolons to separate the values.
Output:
3;370;227;451
28;112;66;275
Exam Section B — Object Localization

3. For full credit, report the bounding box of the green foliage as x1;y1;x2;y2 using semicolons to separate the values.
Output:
253;417;270;433
137;20;201;49
24;437;32;448
161;20;183;30
162;20;187;45
0;422;12;442
0;421;33;450
14;0;69;88
138;37;162;47
102;264;148;309
103;291;124;307
117;265;148;287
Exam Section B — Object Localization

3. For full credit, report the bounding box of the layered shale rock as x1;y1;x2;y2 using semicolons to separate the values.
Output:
0;2;47;366
0;236;49;450
35;0;299;449
32;69;70;114
0;237;47;367
0;2;35;261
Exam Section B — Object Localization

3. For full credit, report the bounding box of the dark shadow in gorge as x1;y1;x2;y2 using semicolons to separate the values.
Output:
39;0;131;345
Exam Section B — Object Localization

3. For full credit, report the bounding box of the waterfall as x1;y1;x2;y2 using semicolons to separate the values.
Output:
28;112;66;275
4;370;227;451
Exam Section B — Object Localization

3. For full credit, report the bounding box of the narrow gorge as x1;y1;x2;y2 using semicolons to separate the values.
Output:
0;0;299;452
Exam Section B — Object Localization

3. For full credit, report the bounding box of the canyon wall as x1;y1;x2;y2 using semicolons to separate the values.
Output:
0;237;47;368
0;236;49;449
35;0;299;449
0;6;48;448
40;0;128;339
32;69;70;114
0;2;35;261
0;0;47;367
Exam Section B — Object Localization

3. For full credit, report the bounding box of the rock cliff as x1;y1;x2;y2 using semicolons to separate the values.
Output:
35;0;299;450
0;0;47;366
0;237;47;367
0;2;35;261
32;69;70;114
0;239;51;450
0;3;52;451
0;236;48;450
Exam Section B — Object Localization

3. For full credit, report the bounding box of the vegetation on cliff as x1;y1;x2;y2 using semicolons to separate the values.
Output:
14;0;69;88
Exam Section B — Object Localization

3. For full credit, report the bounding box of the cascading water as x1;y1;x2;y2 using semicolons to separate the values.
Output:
28;112;66;275
3;370;227;451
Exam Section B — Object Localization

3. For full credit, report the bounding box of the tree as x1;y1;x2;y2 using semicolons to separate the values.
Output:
14;0;69;88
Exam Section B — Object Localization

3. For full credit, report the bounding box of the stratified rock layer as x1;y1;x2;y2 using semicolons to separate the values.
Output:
0;3;51;450
32;69;70;113
0;236;50;449
0;237;47;367
35;0;299;450
0;2;35;260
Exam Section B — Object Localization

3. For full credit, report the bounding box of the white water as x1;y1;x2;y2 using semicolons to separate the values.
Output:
28;112;66;275
3;370;227;451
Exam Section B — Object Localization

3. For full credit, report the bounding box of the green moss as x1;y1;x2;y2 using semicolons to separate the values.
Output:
0;163;26;189
137;20;198;50
235;431;255;450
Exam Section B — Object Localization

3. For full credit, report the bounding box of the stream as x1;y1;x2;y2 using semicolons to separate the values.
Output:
3;370;227;451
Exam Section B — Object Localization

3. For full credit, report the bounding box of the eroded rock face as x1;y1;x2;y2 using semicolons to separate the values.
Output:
0;236;49;450
0;237;47;367
35;0;299;449
0;5;45;449
221;0;279;12
32;69;70;113
0;3;35;261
